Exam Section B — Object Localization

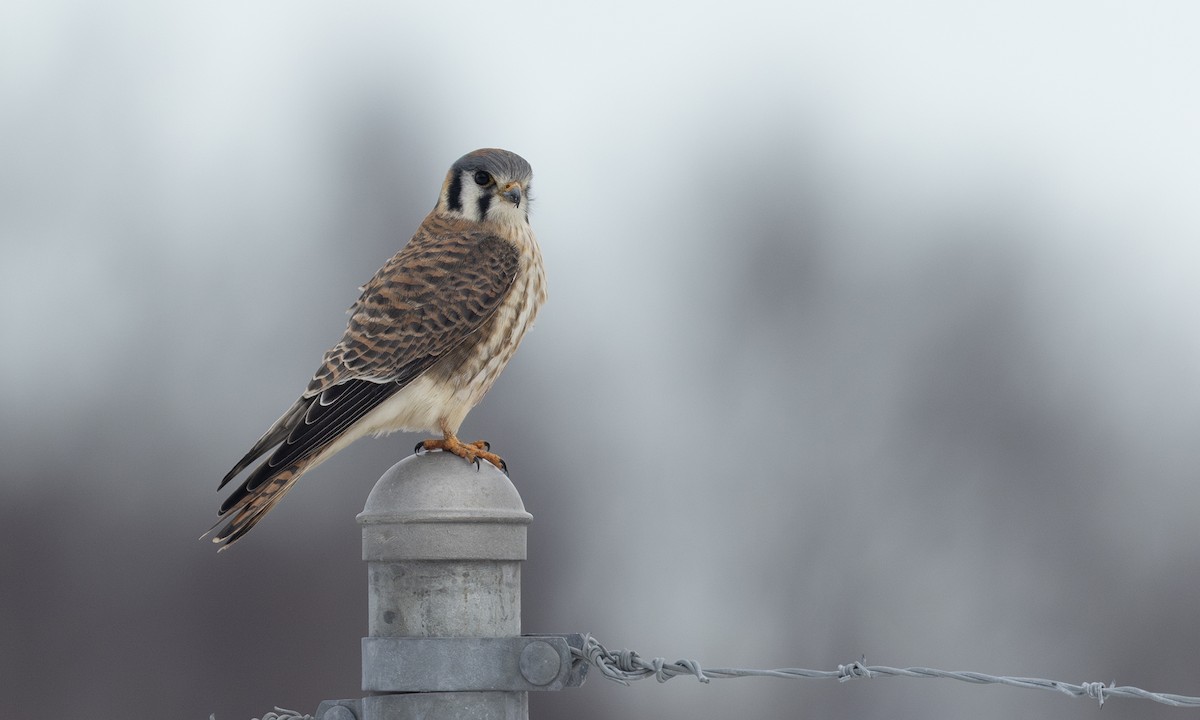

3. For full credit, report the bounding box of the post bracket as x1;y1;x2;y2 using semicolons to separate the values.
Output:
361;633;589;693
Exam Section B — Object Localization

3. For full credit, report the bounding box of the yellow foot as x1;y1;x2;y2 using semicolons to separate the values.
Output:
415;435;508;473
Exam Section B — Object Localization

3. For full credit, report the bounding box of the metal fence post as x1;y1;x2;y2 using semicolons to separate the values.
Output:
356;451;532;719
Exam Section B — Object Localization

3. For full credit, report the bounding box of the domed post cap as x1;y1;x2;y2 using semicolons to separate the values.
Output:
357;452;532;562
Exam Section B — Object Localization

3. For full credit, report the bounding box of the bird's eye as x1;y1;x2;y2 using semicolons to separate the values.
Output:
473;171;492;186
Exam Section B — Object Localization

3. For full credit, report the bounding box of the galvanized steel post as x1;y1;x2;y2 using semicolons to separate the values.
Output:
315;451;583;719
359;451;532;719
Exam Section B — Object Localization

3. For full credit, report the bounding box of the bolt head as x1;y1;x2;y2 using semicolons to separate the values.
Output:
519;640;562;686
321;705;356;720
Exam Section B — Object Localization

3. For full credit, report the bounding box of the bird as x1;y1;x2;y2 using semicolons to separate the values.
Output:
207;148;546;549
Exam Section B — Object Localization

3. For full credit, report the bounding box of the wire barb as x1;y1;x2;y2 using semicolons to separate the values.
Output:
571;634;1200;709
837;657;872;682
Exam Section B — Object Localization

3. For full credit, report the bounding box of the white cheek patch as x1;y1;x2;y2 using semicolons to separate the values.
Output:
457;181;485;222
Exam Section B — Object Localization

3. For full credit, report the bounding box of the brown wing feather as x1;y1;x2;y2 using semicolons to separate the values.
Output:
309;216;522;392
211;217;521;548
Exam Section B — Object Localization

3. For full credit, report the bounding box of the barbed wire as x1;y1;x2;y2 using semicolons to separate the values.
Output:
211;707;316;720
572;633;1200;709
224;636;1200;716
240;708;312;720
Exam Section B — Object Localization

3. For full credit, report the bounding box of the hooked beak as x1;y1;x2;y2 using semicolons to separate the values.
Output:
501;182;523;208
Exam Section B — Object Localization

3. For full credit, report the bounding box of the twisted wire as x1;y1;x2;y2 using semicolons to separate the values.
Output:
253;708;313;720
572;634;1200;709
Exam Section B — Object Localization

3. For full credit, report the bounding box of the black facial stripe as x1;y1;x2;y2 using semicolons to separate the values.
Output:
447;171;464;212
476;189;492;218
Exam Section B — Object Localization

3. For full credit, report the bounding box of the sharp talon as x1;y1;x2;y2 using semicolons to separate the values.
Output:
482;441;491;451
499;459;509;474
472;457;482;470
414;441;425;455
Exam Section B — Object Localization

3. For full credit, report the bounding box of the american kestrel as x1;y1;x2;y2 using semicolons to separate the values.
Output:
209;148;546;549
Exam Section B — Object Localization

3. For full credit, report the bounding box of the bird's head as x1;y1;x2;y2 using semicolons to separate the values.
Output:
437;148;533;227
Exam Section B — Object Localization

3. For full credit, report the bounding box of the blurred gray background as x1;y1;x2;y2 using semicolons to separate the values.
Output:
3;2;1200;718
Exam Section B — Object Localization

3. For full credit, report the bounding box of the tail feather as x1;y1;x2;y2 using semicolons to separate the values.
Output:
208;465;305;550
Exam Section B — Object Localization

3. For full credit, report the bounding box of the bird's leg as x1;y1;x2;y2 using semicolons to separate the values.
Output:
416;419;508;473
